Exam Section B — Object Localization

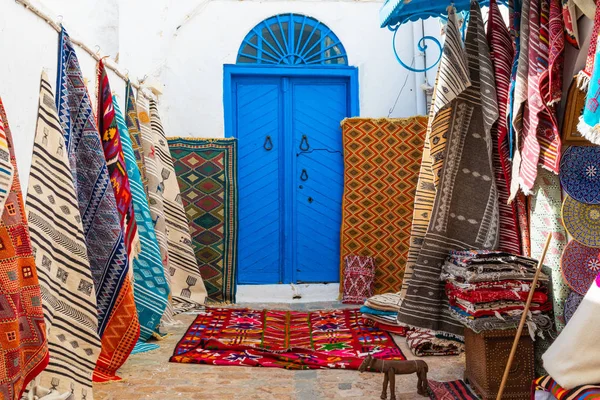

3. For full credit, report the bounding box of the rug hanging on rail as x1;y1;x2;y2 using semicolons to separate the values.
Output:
150;103;208;312
0;99;49;400
136;96;174;324
57;28;136;383
25;72;100;400
115;95;169;350
167;138;238;303
170;307;405;369
340;117;427;294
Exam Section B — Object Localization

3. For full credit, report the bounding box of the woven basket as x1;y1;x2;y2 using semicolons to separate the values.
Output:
464;328;534;399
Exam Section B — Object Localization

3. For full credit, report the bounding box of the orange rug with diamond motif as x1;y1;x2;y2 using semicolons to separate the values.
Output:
340;117;427;294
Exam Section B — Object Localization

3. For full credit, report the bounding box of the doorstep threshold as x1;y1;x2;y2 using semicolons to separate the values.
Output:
236;283;340;303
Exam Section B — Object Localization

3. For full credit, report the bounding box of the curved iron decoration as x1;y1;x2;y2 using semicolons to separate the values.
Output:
388;12;445;73
264;135;273;151
300;169;309;181
299;135;310;151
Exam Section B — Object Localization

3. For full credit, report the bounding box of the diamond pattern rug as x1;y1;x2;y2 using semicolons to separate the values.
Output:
340;117;427;294
170;307;405;369
167;138;237;303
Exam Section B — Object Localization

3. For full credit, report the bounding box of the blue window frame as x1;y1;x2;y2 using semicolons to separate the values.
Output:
237;13;348;66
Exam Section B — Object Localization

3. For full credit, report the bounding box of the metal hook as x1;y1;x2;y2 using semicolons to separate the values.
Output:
94;45;101;55
300;169;309;181
299;135;310;151
57;15;63;23
263;135;273;151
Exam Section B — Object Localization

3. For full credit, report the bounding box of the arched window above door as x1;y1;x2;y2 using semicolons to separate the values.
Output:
237;14;348;66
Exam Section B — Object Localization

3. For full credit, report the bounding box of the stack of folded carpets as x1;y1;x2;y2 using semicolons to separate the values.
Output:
359;293;408;336
442;250;554;334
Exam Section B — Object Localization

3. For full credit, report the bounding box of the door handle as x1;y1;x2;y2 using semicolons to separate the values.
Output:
300;169;309;181
299;135;310;151
263;135;273;151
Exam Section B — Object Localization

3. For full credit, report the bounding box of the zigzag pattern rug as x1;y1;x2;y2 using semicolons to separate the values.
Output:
115;95;169;347
340;117;427;294
25;72;100;399
167;138;238;303
170;308;405;369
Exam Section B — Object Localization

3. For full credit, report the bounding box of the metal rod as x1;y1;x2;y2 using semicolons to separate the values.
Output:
496;233;553;400
14;0;152;96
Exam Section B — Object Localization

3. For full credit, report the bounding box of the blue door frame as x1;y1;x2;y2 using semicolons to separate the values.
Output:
224;65;359;284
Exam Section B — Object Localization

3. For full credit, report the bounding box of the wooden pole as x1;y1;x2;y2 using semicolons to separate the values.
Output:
496;232;553;400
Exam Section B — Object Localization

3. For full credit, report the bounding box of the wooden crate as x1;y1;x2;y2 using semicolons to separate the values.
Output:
464;328;534;400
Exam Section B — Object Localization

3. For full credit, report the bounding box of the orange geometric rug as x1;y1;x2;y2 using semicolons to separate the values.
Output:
340;117;427;294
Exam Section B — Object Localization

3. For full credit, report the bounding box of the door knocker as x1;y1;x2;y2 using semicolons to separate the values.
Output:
299;135;310;151
264;135;273;151
300;169;309;181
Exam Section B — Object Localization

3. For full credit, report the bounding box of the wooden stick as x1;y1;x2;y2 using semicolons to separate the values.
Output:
496;232;553;400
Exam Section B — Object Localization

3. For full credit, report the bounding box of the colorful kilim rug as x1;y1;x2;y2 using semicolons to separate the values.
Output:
136;95;174;324
340;117;426;294
115;95;169;348
57;28;137;383
0;99;49;400
25;72;101;399
125;83;149;196
167;138;238;303
170;308;405;369
399;6;470;300
533;375;600;399
530;169;569;331
150;102;207;312
428;380;480;399
398;2;500;336
488;0;521;255
97;59;139;260
94;64;141;383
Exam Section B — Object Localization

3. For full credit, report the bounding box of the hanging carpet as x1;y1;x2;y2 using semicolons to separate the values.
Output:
57;28;136;383
0;99;49;400
25;72;100;399
136;95;174;324
167;138;238;303
125;84;149;196
339;117;426;294
399;6;471;300
115;95;169;350
398;1;500;336
578;0;600;144
170;307;405;369
530;169;569;331
487;0;521;255
151;103;207;311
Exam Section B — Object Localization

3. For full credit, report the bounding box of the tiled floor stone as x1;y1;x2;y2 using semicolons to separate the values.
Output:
94;302;465;399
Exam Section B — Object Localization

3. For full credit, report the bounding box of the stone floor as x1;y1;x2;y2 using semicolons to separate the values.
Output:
94;302;465;400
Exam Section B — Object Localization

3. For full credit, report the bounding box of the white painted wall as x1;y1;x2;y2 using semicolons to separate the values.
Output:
0;0;438;192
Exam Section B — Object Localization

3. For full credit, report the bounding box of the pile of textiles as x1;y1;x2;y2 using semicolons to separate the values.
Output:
533;375;600;400
442;250;554;334
359;293;408;336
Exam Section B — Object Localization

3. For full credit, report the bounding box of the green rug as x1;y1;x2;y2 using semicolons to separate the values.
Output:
167;138;238;303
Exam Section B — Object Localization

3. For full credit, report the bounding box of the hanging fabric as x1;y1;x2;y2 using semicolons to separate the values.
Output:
136;95;174;324
562;0;581;48
549;0;566;106
398;0;499;336
0;99;49;400
25;72;100;399
115;95;169;352
125;84;149;195
578;5;600;144
488;0;521;255
57;28;137;383
150;100;207;310
399;5;470;301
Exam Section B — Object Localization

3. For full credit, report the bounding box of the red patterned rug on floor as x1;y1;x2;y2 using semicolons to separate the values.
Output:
170;307;406;369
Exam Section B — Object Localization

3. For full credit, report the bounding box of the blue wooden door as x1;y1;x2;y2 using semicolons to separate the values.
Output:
292;79;346;282
232;75;349;284
235;77;283;284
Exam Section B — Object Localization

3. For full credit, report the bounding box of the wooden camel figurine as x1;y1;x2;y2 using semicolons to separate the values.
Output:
358;354;429;399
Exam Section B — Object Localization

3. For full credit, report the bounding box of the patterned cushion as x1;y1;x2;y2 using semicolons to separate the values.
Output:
341;255;375;304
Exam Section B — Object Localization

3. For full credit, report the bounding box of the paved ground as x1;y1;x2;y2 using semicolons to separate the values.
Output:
94;303;465;400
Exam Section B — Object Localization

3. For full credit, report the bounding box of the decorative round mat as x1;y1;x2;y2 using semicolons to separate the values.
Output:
561;240;600;295
564;291;584;325
562;196;600;248
560;146;600;204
